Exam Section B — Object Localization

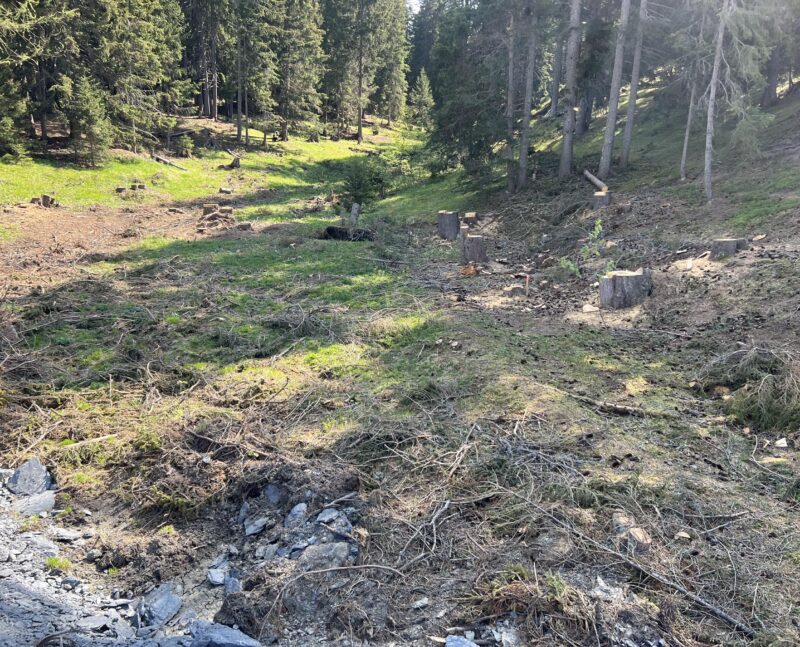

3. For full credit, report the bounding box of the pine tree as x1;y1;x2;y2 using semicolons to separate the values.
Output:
373;0;409;126
60;75;113;166
409;69;434;127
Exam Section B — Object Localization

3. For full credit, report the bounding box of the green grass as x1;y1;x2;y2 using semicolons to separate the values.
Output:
45;557;72;572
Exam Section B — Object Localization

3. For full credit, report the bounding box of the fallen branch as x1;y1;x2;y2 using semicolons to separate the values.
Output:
569;393;681;419
54;434;118;450
506;489;756;638
583;169;609;193
152;154;188;171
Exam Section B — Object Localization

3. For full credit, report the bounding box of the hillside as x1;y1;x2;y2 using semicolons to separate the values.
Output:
1;97;799;647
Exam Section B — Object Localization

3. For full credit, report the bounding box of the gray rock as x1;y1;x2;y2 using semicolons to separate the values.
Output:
284;502;307;528
76;614;111;631
223;573;242;595
207;568;226;586
253;544;278;561
136;583;182;628
237;501;250;524
20;533;59;557
315;508;339;524
446;637;479;647
52;527;83;542
6;458;52;495
296;542;350;572
189;620;261;647
243;514;271;537
263;483;284;506
85;548;103;562
0;546;9;562
12;490;55;515
62;576;81;590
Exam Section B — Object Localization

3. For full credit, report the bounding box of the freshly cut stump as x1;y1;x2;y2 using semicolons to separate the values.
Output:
599;269;653;310
594;191;612;209
203;203;220;216
437;211;460;241
461;235;488;264
462;212;478;227
219;206;234;215
710;238;748;260
219;187;233;195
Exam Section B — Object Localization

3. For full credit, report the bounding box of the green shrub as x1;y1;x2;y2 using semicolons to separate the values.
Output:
174;135;194;158
45;557;72;572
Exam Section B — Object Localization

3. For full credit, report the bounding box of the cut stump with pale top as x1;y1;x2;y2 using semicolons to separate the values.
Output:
461;234;488;265
437;211;460;241
599;269;653;310
710;238;748;260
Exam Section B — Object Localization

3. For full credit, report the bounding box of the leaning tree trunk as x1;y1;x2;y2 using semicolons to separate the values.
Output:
547;35;564;120
621;0;647;169
517;11;539;191
505;13;516;193
598;0;632;179
680;80;697;181
704;0;731;201
559;0;582;177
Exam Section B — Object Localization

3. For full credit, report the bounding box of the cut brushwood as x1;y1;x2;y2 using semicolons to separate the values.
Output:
153;154;187;171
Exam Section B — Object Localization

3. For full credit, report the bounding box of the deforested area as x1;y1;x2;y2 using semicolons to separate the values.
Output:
1;1;799;646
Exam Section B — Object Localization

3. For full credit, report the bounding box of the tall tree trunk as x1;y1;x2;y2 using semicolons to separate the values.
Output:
38;61;48;144
760;47;781;108
704;0;731;201
680;80;696;182
211;28;219;121
517;11;538;191
236;10;242;143
547;35;564;120
576;89;594;137
598;0;632;179
559;0;582;177
244;62;250;147
505;13;516;193
202;38;211;117
621;0;647;169
357;0;366;144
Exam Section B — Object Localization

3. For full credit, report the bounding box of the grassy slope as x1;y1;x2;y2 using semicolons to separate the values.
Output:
2;106;799;644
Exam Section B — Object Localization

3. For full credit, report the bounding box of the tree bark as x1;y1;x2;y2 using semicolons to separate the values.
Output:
704;0;731;201
236;5;243;143
559;0;582;177
211;28;219;121
576;89;594;137
621;0;647;168
357;0;366;144
505;13;516;193
760;47;781;108
680;80;696;182
598;0;632;179
517;12;538;191
38;61;48;144
547;34;564;120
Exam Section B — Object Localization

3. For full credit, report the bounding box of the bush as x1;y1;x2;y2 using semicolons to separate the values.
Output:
174;135;194;158
343;157;392;207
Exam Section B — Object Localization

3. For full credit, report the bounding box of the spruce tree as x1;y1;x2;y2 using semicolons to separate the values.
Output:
409;69;434;128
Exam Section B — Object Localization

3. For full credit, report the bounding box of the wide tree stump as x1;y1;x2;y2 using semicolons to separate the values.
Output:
594;191;612;209
462;212;478;228
599;269;653;310
219;187;233;195
711;238;748;260
115;187;127;194
203;203;220;216
461;234;488;264
437;211;460;240
219;206;234;215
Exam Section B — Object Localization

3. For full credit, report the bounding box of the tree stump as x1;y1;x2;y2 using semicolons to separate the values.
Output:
599;269;652;310
219;206;234;215
349;203;361;228
130;184;139;191
462;212;478;228
437;211;460;240
594;191;612;209
137;184;146;190
230;157;241;169
203;203;220;216
115;187;127;194
30;197;41;206
710;238;748;260
461;234;488;264
219;187;233;195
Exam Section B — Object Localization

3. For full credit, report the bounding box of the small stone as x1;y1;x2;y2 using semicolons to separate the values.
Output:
52;527;83;542
582;303;600;313
6;458;52;496
62;576;80;590
20;533;59;557
611;511;636;536
237;501;251;524
77;614;111;631
207;568;226;586
284;502;308;528
297;542;350;571
243;514;271;536
189;620;261;647
263;483;284;506
219;187;233;194
412;597;429;609
224;574;242;595
446;637;479;647
775;438;788;448
316;508;340;524
254;543;278;561
502;285;526;298
85;548;103;563
674;531;691;542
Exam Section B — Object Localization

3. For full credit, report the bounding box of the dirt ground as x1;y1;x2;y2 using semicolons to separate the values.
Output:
2;169;800;647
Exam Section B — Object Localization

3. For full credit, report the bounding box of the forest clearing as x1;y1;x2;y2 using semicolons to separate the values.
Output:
2;1;800;646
